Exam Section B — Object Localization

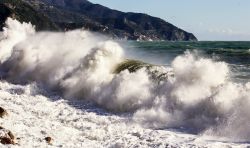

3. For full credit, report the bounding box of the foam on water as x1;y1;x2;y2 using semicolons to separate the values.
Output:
0;18;250;142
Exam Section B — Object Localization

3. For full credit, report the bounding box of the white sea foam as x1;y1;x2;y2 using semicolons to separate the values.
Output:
2;81;247;147
0;18;250;142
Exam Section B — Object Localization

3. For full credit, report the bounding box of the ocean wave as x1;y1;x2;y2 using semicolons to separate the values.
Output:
0;18;250;141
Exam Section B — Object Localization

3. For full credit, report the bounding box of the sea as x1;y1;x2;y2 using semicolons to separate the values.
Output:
0;18;249;147
125;41;250;83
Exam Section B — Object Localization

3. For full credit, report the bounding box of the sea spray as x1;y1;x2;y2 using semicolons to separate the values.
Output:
0;18;250;141
0;18;35;63
133;52;250;140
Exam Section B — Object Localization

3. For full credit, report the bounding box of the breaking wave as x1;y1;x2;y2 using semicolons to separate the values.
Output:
0;18;250;141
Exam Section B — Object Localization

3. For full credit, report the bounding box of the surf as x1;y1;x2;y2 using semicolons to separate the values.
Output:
0;18;250;141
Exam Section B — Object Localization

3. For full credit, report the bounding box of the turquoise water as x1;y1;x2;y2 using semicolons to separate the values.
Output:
124;41;250;82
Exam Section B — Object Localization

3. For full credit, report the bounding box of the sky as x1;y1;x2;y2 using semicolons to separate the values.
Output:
89;0;250;41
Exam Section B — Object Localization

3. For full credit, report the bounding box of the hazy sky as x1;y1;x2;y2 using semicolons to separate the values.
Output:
89;0;250;41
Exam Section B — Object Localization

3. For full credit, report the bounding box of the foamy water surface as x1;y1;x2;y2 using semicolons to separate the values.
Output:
0;18;250;147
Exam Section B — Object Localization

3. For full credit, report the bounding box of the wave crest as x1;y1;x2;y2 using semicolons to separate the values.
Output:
0;18;250;141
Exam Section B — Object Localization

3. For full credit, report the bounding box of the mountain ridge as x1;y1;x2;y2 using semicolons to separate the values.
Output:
1;0;197;41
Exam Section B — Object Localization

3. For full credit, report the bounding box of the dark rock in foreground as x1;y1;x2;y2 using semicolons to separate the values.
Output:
0;107;8;118
0;126;15;145
45;136;53;144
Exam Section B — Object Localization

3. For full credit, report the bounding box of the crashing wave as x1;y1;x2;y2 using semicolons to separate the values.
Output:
114;59;174;83
0;18;250;141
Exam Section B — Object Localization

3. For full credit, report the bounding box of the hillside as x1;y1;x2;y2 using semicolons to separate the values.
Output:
0;0;59;31
1;0;197;41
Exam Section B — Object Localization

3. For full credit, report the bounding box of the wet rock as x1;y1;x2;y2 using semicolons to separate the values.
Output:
0;127;15;145
0;137;14;145
45;136;53;144
0;107;8;118
7;131;15;140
